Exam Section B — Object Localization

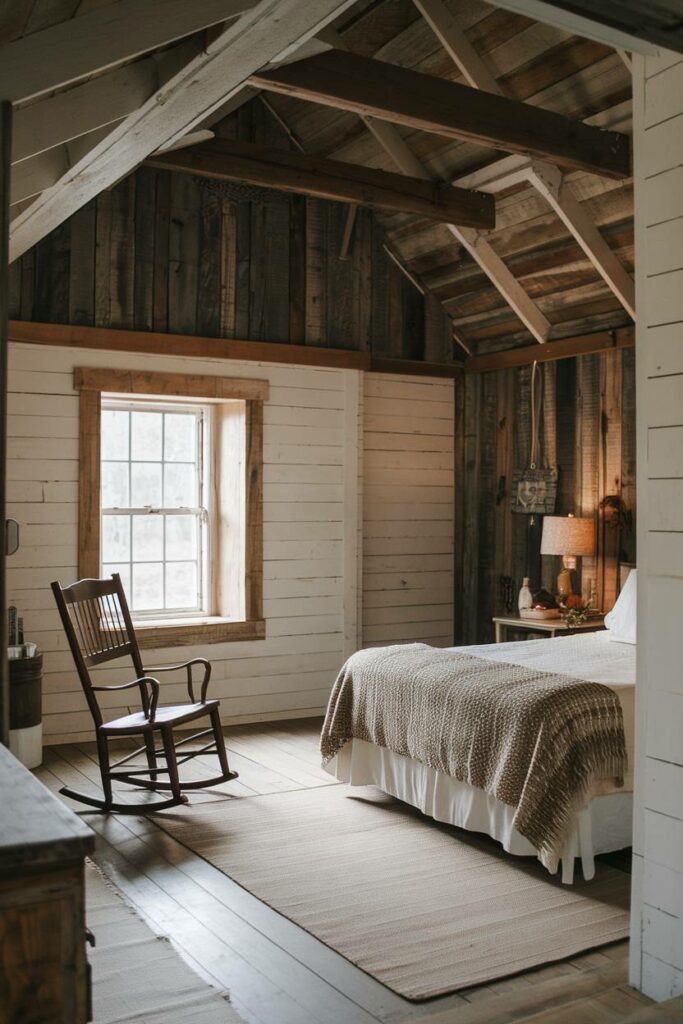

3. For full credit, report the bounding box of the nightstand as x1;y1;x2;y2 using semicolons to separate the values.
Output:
492;615;606;643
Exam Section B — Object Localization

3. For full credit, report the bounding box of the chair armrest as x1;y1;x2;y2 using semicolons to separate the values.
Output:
93;676;160;721
143;658;211;703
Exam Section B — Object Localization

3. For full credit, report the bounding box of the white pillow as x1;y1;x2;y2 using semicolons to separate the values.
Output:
604;568;637;644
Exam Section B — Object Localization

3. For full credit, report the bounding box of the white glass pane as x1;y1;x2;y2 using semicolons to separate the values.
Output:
102;563;131;597
102;515;130;562
102;461;129;508
164;413;196;463
131;463;162;506
132;563;163;611
131;411;162;461
132;516;163;562
101;410;129;461
166;515;197;561
165;561;197;610
164;462;196;506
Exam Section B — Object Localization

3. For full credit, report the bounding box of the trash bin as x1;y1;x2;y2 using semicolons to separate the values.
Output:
9;652;43;769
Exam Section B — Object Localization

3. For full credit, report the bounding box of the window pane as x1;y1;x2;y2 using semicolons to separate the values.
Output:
101;410;129;461
131;411;162;461
102;461;129;508
132;563;163;611
102;563;131;597
132;516;163;562
166;515;196;561
131;462;162;506
102;515;130;562
164;462;196;506
166;561;197;609
164;413;196;462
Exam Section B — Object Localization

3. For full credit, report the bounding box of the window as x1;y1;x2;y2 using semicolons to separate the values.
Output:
101;400;210;618
76;367;267;648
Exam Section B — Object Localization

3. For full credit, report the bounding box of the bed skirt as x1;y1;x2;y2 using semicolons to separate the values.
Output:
324;738;632;884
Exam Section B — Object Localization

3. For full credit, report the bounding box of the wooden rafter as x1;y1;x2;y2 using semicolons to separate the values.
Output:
415;0;636;321
147;137;495;228
251;49;631;179
8;0;357;263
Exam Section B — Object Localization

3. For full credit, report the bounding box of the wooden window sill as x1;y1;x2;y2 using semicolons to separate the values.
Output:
131;618;266;649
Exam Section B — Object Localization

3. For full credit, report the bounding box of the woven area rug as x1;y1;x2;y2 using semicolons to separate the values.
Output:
86;862;242;1022
152;785;630;1002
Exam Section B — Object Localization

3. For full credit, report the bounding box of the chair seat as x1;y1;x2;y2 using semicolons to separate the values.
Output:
101;699;219;735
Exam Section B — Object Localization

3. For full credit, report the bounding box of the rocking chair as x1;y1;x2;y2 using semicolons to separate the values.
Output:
51;573;238;813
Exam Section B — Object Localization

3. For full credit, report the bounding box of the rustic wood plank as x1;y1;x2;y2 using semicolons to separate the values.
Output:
251;50;631;179
77;388;100;580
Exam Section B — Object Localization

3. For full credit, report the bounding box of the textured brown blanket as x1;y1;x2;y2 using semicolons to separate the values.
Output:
321;644;627;872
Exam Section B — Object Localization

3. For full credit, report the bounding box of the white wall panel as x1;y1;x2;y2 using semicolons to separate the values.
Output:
5;342;364;742
361;373;454;650
632;52;683;1000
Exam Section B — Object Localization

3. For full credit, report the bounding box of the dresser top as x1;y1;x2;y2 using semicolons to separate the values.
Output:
0;745;94;873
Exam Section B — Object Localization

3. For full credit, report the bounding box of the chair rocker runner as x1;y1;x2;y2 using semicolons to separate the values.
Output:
51;573;238;813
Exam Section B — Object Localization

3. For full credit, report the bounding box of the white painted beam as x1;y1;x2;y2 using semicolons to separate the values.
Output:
9;0;356;262
0;0;256;104
413;0;635;323
528;162;636;318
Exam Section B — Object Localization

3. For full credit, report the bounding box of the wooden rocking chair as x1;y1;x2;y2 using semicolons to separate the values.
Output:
51;573;238;813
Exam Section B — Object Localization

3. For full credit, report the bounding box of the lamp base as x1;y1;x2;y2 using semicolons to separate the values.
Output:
557;566;574;599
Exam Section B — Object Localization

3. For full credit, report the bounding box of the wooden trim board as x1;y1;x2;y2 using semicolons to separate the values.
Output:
74;366;269;401
74;364;266;646
9;320;462;377
465;327;635;373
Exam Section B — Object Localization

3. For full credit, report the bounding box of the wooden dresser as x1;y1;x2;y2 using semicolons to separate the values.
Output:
0;745;95;1024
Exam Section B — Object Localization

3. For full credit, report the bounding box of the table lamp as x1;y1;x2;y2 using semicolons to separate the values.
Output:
540;514;595;599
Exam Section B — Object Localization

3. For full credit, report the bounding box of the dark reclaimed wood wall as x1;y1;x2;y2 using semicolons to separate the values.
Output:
454;348;636;645
7;99;452;361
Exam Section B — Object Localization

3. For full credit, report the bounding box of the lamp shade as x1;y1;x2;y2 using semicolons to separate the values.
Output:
540;515;595;556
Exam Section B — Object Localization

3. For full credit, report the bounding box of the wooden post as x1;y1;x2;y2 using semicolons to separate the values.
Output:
0;101;11;747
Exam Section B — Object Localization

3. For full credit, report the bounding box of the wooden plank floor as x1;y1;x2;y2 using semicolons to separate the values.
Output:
36;719;651;1024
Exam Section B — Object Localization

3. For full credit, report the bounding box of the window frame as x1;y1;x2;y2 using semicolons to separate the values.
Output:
76;366;267;648
100;396;211;620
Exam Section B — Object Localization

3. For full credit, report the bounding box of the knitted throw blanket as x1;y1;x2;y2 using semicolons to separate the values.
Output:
320;644;626;872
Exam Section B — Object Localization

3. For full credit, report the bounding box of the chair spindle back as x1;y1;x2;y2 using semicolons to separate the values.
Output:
52;573;145;726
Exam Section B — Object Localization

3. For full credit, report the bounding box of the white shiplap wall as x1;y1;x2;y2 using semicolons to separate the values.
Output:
631;52;683;1001
6;342;361;743
6;343;454;743
362;373;454;648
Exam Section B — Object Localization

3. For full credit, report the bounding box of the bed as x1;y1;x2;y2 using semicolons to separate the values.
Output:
321;573;637;885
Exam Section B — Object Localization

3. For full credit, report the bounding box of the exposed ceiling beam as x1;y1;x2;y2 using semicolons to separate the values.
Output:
465;325;634;373
415;0;635;321
322;28;551;344
146;137;495;228
251;49;631;179
0;0;257;105
9;0;357;263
